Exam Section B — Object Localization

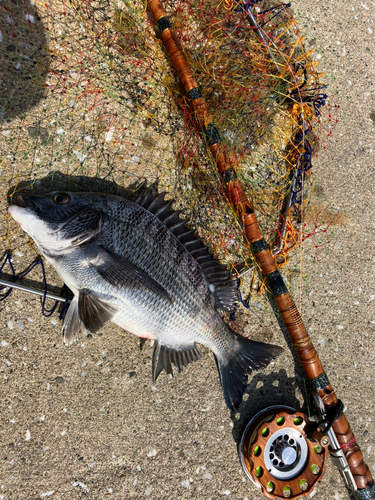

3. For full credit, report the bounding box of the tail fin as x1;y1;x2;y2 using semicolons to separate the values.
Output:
217;335;283;410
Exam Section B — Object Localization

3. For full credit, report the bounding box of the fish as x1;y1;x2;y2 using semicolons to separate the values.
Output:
8;190;282;410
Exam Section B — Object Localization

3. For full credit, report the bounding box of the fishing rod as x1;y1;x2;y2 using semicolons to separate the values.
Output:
146;1;374;498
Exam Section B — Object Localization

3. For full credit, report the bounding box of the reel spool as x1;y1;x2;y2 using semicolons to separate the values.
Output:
240;406;328;499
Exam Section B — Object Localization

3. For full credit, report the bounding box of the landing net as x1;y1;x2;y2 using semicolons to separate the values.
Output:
0;0;336;320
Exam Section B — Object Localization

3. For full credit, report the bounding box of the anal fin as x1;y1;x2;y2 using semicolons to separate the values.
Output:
152;342;203;384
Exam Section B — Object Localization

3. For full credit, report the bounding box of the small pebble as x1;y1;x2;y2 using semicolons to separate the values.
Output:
104;127;115;142
72;481;89;493
181;480;190;489
74;151;87;163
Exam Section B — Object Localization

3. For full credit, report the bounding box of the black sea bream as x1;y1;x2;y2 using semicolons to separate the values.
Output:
9;191;282;409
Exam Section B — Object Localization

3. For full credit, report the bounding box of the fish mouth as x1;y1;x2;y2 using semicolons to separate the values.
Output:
13;194;41;212
12;195;35;209
16;195;27;208
8;195;41;226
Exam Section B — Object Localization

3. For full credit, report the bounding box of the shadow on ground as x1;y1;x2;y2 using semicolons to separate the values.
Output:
0;0;51;122
7;171;154;202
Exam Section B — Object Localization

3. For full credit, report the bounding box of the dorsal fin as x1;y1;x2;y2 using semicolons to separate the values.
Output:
154;201;174;221
163;211;182;228
170;220;188;236
136;191;238;312
137;190;154;208
147;192;167;214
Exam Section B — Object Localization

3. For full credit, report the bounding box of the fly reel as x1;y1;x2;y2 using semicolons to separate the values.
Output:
240;406;328;499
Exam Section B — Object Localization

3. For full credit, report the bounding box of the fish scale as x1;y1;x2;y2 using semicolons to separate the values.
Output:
8;191;283;410
100;202;211;301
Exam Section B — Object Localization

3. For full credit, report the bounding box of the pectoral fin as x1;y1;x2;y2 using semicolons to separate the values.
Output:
62;296;84;346
91;246;172;304
62;292;117;346
78;291;117;334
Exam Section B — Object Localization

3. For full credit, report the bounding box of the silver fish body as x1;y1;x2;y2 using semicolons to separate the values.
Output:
9;191;282;409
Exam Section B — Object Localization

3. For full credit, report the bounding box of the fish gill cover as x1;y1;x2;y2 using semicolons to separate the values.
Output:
0;0;336;327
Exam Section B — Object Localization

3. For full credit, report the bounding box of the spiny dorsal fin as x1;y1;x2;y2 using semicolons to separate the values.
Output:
137;190;154;208
163;211;182;228
136;191;238;312
154;201;174;221
152;342;203;383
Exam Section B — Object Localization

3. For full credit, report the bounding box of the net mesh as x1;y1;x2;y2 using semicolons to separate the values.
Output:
0;0;337;319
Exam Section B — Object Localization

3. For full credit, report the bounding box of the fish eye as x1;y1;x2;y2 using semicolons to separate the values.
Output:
53;193;71;205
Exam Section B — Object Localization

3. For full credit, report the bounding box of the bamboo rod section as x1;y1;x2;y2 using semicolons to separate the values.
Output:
147;0;374;495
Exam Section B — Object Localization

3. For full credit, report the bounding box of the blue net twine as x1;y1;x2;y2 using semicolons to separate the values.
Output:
237;278;250;310
0;252;69;320
0;253;15;301
314;92;328;117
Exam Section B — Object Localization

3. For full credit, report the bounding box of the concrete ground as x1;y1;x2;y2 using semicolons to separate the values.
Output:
0;1;374;499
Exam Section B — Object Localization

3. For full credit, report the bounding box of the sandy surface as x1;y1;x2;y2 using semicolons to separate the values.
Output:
0;1;374;499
